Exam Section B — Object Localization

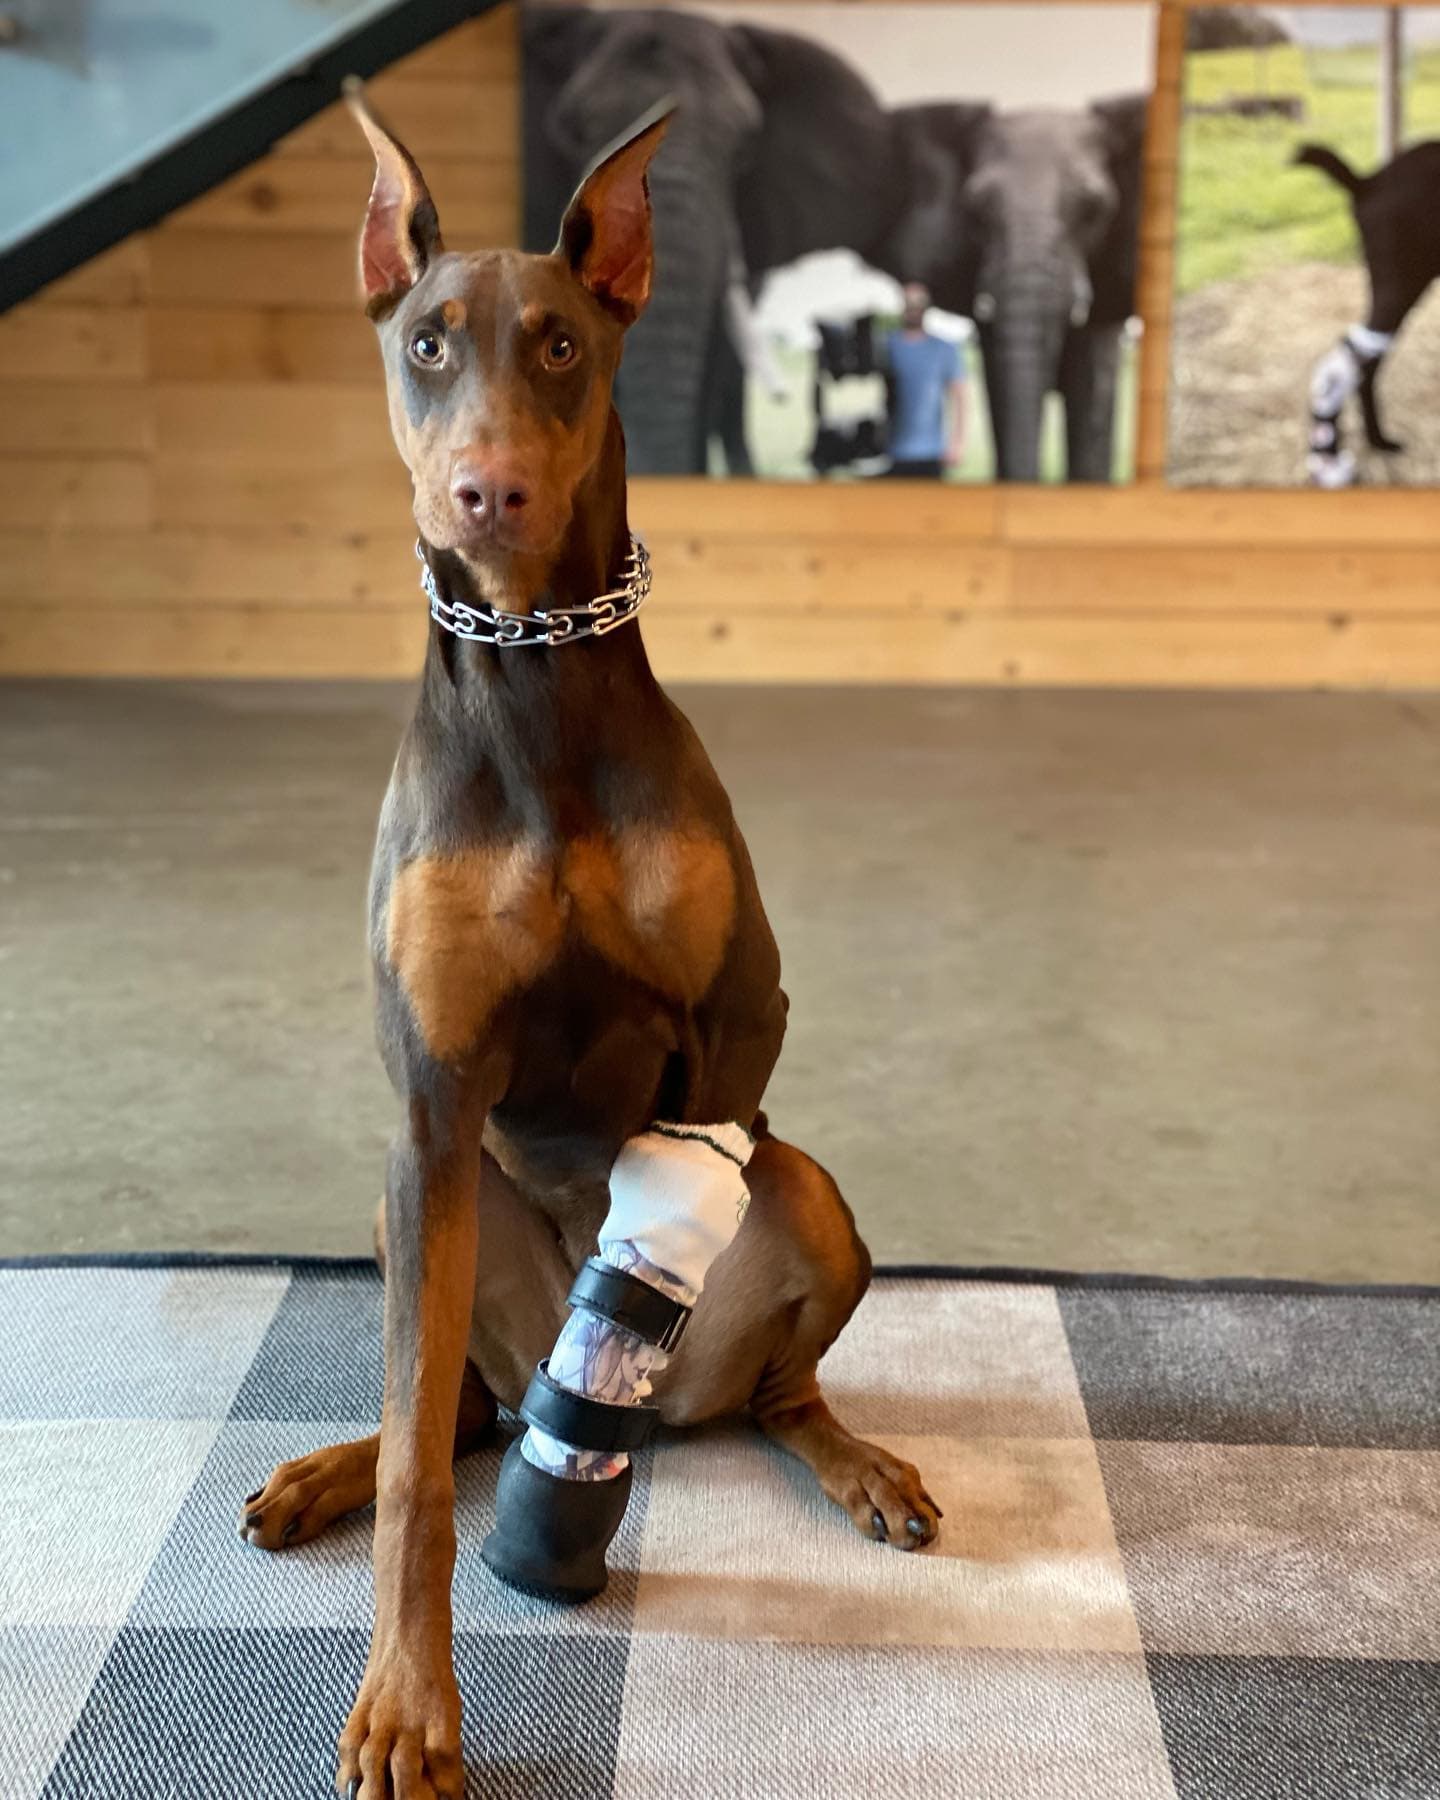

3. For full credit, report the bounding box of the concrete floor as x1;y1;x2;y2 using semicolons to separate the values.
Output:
1;680;1437;1281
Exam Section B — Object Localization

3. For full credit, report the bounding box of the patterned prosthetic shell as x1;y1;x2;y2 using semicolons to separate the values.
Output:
522;1122;755;1481
1307;324;1392;488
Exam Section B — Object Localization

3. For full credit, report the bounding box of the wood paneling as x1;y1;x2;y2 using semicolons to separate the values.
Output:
169;157;515;238
276;78;519;160
0;459;152;532
143;307;380;384
6;603;1438;687
0;307;145;381
1;1;1436;688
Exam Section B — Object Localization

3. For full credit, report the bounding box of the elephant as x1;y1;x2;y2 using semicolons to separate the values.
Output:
522;6;923;475
524;8;1147;483
891;96;1148;481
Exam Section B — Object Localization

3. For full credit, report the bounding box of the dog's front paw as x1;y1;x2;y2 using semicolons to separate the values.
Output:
830;1440;943;1551
337;1647;463;1800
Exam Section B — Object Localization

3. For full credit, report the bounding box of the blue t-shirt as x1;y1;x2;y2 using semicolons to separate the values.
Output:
886;330;961;462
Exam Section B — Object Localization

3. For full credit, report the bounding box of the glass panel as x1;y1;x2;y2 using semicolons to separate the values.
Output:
0;0;399;253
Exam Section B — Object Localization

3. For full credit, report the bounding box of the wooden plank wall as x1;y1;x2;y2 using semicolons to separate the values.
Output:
1;1;1437;685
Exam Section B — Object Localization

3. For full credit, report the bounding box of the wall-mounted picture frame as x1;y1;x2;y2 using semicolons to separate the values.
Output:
523;1;1157;483
1168;4;1440;489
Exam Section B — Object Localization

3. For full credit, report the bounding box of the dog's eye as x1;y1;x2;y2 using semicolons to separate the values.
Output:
544;332;577;369
409;331;444;367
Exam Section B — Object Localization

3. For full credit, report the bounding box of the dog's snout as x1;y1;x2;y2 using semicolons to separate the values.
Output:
449;458;531;530
452;477;487;518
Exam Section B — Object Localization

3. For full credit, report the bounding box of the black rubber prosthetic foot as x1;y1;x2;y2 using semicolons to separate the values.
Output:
481;1343;665;1603
481;1437;634;1603
483;1264;694;1603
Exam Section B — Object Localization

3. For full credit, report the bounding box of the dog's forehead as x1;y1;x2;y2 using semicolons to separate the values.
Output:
411;249;595;337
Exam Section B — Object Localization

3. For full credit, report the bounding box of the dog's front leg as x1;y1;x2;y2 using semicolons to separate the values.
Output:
338;1090;488;1800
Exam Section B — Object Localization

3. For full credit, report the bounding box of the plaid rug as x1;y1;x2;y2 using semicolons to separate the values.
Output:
2;1257;1437;1799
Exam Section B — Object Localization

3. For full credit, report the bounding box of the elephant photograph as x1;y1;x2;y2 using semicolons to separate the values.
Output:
1168;5;1440;489
521;1;1155;481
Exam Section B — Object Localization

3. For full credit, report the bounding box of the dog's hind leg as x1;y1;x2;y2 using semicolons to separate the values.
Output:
750;1142;942;1550
238;1201;497;1552
664;1136;942;1550
1356;353;1403;453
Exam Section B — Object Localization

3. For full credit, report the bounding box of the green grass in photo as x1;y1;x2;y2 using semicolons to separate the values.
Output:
1178;41;1440;295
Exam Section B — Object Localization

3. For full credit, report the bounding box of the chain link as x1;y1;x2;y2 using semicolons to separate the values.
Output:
418;536;652;648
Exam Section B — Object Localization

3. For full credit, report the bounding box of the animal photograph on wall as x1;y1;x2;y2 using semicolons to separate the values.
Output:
1169;5;1440;489
522;1;1155;482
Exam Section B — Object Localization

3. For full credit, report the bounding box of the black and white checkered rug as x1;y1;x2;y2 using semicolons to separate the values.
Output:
2;1257;1438;1798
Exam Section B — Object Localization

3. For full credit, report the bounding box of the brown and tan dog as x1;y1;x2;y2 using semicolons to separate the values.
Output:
238;90;939;1800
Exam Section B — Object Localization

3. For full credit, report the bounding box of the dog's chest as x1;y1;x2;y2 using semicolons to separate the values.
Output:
385;828;735;1059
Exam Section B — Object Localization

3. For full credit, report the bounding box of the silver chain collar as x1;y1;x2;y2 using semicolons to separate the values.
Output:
417;534;652;648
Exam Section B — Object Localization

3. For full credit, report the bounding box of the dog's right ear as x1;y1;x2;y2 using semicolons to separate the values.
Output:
557;103;673;326
345;79;443;318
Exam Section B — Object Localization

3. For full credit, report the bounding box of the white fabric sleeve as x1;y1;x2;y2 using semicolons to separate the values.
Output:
599;1122;755;1295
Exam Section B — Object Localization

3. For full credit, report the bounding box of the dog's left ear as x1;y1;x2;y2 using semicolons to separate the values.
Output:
557;104;674;326
345;79;443;318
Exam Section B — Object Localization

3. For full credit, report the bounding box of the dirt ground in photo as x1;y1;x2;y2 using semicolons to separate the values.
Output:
1167;262;1440;487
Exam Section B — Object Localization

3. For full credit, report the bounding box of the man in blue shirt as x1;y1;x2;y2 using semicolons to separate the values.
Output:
885;283;966;478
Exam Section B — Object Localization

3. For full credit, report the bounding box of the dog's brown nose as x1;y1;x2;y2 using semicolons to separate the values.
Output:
450;456;530;529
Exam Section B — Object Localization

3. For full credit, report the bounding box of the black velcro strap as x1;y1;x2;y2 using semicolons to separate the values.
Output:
568;1257;693;1354
518;1360;658;1452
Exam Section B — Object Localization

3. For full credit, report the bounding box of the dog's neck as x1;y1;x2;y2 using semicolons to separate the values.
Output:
415;416;664;776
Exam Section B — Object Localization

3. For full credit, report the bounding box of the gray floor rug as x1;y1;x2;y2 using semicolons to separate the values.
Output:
1;1257;1437;1798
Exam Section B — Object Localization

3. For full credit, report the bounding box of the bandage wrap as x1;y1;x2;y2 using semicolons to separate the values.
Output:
1307;326;1394;488
521;1121;755;1481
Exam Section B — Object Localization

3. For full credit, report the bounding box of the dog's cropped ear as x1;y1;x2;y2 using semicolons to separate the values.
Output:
345;79;443;318
557;103;673;325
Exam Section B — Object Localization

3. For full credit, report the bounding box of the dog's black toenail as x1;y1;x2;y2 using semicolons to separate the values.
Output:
244;1511;261;1529
244;1488;262;1505
906;1517;926;1538
347;1783;359;1800
871;1509;887;1542
282;1518;301;1544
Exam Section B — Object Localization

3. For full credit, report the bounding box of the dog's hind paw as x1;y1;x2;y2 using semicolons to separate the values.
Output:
239;1435;379;1550
830;1440;942;1551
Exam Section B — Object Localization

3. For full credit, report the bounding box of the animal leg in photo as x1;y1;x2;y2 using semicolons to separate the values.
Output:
1306;325;1393;488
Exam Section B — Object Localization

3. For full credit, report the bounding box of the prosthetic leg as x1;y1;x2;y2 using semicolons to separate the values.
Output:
1306;324;1393;489
482;1122;754;1601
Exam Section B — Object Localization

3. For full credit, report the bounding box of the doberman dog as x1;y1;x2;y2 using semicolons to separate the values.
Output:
238;91;939;1799
1295;140;1440;480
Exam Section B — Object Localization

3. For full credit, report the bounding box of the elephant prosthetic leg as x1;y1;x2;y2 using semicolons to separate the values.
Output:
482;1123;754;1602
1306;324;1395;489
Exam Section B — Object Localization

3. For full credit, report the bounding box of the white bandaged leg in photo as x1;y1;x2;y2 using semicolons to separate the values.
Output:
522;1121;755;1481
1307;324;1393;488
